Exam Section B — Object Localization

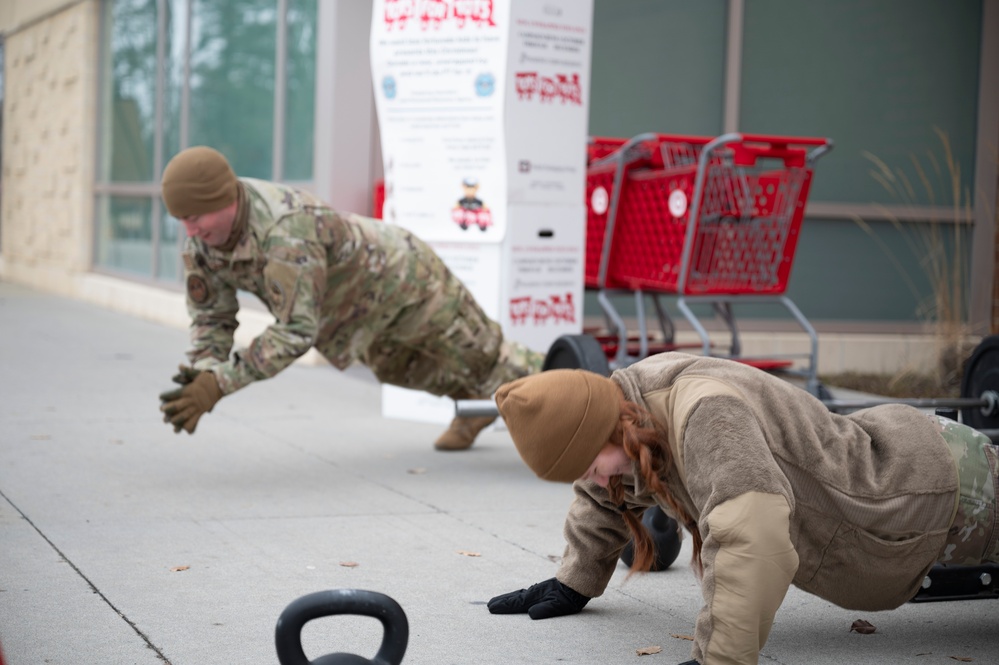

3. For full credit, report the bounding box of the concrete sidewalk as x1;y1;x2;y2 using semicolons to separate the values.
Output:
0;280;994;665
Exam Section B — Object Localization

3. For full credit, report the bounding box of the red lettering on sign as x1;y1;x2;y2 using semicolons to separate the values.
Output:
509;293;576;326
383;0;496;30
452;0;496;27
383;0;416;29
514;72;581;105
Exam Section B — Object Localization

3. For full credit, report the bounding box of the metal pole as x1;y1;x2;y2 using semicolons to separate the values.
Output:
457;393;998;422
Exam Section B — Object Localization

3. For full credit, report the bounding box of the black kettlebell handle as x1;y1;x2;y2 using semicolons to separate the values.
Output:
275;589;409;665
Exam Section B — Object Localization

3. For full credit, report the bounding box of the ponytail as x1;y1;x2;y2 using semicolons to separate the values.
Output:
607;398;703;577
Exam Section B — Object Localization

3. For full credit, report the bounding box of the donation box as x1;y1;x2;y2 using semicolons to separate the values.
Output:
370;0;594;423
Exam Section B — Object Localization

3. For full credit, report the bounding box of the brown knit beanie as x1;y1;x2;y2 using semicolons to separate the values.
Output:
495;369;621;482
161;146;238;218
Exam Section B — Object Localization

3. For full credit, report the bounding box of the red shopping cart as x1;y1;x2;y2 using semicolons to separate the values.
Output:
585;132;833;395
585;134;721;361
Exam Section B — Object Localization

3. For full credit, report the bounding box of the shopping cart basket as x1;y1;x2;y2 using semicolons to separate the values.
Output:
586;132;833;394
585;134;722;360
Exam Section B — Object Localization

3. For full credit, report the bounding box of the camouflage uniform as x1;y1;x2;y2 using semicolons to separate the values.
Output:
931;414;999;565
182;177;543;400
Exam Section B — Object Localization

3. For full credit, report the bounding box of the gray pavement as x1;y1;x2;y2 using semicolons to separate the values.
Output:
0;279;995;665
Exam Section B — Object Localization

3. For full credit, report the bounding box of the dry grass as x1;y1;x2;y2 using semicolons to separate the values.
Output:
851;128;977;390
820;369;961;399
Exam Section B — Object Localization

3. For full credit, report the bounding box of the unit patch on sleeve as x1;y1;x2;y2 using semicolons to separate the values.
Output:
187;274;211;305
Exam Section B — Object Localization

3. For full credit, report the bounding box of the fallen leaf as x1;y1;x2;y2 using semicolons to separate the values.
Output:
636;646;662;656
850;619;876;634
949;658;973;663
456;550;481;557
670;633;694;641
170;565;190;572
339;561;359;568
407;467;427;474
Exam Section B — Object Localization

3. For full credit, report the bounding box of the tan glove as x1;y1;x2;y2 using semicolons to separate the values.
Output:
159;370;222;434
170;364;201;386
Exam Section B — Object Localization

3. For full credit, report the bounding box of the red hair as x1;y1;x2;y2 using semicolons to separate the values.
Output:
606;397;703;577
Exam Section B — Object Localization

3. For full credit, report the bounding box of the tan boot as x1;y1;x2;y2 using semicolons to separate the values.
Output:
433;415;497;451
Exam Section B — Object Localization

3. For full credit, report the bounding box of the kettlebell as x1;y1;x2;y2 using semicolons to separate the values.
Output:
620;505;682;571
275;589;409;665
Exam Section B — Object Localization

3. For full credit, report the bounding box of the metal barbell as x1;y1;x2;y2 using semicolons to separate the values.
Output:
456;334;999;441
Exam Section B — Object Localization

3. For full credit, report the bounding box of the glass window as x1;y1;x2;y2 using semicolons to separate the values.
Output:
589;0;727;139
95;195;155;274
740;0;982;205
158;206;183;281
188;0;277;179
283;0;317;181
162;0;189;174
101;0;159;182
96;0;318;281
786;217;971;321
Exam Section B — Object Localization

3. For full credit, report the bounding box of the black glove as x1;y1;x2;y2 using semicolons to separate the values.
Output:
487;578;589;620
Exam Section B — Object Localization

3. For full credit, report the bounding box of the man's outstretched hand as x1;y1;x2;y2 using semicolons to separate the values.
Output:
487;578;589;619
159;367;222;434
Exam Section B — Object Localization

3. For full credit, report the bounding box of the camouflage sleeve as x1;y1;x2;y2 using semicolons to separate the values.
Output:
210;222;327;395
184;259;240;371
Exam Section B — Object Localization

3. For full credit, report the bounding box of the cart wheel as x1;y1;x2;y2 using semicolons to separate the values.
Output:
275;589;408;665
961;335;999;430
543;334;610;376
619;506;682;572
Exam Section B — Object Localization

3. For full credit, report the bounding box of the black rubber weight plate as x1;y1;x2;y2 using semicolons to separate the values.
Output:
961;335;999;430
543;334;611;376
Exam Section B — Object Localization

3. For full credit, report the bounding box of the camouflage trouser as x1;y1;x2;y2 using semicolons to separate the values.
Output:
931;415;999;565
362;259;544;400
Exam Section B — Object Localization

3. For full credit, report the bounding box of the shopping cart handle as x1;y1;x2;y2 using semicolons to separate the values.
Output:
736;133;832;148
724;134;834;167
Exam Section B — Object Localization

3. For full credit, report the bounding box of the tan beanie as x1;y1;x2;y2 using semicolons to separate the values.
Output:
161;146;238;218
495;369;621;482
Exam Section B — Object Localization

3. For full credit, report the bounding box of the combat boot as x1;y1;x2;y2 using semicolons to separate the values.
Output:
434;415;497;451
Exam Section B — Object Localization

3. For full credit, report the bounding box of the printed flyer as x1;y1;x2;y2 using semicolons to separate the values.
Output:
371;0;510;242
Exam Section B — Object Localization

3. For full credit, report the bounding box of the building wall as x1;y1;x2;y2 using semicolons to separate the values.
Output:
1;0;97;292
0;0;80;34
0;0;988;375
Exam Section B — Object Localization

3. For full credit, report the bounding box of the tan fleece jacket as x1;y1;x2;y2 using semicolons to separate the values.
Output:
554;353;957;665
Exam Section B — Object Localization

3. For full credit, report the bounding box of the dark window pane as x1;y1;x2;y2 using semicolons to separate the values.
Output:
95;195;154;275
283;0;317;180
188;0;276;178
788;218;971;322
103;0;159;182
589;0;726;138
158;206;183;281
741;0;981;205
162;0;188;173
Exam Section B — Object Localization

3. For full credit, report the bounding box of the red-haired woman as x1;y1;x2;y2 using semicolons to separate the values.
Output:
487;353;997;665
